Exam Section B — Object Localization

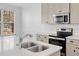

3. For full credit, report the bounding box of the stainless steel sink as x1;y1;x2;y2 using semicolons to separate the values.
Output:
27;45;49;52
21;42;36;48
21;41;49;53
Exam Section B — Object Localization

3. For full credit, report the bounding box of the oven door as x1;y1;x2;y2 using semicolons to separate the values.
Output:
49;38;65;46
49;38;66;56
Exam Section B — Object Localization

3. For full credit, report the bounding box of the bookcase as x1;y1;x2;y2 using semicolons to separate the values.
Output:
0;10;14;36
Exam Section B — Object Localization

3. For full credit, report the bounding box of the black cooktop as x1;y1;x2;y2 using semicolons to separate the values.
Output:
49;31;72;38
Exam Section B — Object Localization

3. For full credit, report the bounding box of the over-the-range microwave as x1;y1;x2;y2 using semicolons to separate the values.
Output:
53;12;70;24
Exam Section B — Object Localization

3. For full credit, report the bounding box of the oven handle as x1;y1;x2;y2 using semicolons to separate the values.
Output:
48;37;65;41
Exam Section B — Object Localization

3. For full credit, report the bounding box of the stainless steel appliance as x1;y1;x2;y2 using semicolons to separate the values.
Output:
53;12;70;24
49;28;73;56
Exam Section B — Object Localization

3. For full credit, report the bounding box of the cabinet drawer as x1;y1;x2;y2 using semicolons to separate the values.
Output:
66;39;79;45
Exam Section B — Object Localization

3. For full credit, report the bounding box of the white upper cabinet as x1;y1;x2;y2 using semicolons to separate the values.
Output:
70;3;79;24
41;3;69;24
47;4;60;24
59;3;69;13
41;3;49;24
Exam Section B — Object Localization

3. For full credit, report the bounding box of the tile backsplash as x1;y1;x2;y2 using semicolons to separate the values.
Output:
22;3;79;36
40;23;79;36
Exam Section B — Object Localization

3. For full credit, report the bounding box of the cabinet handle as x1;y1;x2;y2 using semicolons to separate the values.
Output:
76;47;79;49
73;50;75;52
70;41;74;43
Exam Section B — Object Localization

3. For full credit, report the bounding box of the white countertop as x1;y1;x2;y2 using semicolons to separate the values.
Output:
66;35;79;40
0;40;62;56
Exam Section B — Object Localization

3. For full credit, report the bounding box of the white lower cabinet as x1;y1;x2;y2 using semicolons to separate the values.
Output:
3;36;15;51
0;36;15;53
66;44;79;56
66;37;79;56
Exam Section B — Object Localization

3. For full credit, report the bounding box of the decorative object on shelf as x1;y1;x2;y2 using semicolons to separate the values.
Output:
0;10;15;36
3;23;14;36
3;10;14;23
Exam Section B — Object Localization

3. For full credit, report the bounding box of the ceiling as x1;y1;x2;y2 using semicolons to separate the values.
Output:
9;3;36;8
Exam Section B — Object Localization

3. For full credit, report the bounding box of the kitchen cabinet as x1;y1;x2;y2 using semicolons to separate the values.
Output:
66;37;79;56
36;34;48;43
3;36;15;51
41;3;69;24
41;3;49;24
66;44;79;56
70;3;79;24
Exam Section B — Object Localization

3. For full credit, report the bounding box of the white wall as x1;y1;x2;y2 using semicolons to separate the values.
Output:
22;3;79;38
22;3;41;35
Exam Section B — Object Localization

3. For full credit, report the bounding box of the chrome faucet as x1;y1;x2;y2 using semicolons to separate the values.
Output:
17;34;33;48
19;33;33;43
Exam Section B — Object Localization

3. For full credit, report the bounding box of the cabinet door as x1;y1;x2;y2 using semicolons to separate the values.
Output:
41;3;49;24
48;3;60;24
3;36;15;51
66;44;76;56
60;3;69;13
66;44;79;56
71;3;79;24
74;46;79;56
42;3;60;24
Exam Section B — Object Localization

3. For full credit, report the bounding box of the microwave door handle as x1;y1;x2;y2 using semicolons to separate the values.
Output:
64;16;65;22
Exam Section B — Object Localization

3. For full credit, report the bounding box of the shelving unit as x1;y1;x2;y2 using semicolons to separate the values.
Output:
0;9;15;52
0;10;14;36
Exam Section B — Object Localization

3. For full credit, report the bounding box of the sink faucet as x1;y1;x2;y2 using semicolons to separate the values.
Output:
17;34;33;48
19;33;33;43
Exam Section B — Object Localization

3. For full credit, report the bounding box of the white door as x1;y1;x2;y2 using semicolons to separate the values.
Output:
71;3;79;24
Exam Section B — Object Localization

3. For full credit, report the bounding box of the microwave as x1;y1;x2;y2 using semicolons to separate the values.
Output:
53;13;70;24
